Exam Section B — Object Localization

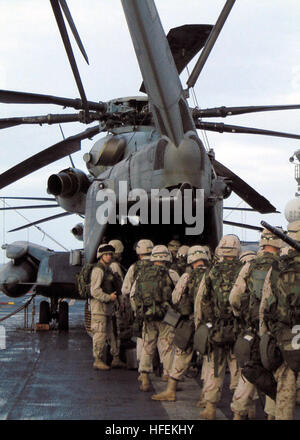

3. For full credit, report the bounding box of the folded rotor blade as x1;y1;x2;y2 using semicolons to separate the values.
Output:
211;158;277;214
223;220;263;232
187;0;236;89
193;104;300;118
50;0;89;117
0;89;106;112
196;120;300;141
0;125;100;189
59;0;89;64
223;207;256;211
8;212;72;233
140;24;213;93
0;205;59;210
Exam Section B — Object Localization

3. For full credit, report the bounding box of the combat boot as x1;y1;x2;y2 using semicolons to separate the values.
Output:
233;412;247;420
151;378;177;402
139;373;150;392
200;402;216;420
111;356;127;369
196;391;206;408
93;359;110;371
248;402;256;420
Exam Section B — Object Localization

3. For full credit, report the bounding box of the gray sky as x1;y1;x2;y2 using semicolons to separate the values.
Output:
1;0;300;262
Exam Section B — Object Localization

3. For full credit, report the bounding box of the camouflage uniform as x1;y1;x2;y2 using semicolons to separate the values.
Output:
198;235;242;419
260;221;300;420
90;245;119;369
152;246;210;401
122;240;154;362
137;245;179;391
230;250;281;418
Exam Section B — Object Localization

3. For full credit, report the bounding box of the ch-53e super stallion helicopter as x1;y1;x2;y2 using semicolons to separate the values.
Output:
0;0;300;328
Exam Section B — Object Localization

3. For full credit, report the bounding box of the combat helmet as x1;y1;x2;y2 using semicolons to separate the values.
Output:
287;220;300;242
217;234;241;258
108;239;124;254
259;228;283;249
176;245;189;259
136;239;154;255
187;245;209;265
239;250;256;263
96;244;115;259
151;245;171;262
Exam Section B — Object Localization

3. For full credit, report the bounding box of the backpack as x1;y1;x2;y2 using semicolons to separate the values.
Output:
243;253;279;329
76;261;117;299
76;263;95;299
135;264;174;321
208;259;242;347
264;251;300;372
176;266;207;317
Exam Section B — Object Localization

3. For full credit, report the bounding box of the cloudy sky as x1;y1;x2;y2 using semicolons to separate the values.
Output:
0;0;300;262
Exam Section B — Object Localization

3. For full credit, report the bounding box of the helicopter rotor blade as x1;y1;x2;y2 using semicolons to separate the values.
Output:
0;113;82;130
140;24;213;93
196;120;300;141
50;0;89;117
193;104;300;118
0;112;104;130
58;0;89;64
0;125;100;190
0;205;59;211
8;212;73;233
223;220;263;232
224;206;280;213
0;197;56;201
211;158;277;214
186;0;236;89
0;89;106;112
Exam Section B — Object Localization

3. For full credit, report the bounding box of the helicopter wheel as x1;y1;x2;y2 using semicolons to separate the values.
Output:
39;300;51;324
58;301;69;331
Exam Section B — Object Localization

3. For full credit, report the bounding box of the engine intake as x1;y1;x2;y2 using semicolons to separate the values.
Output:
47;168;90;198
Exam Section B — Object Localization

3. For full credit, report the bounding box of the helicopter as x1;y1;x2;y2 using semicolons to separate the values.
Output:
0;0;300;328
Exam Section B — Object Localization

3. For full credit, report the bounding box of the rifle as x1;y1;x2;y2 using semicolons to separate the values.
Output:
261;221;300;252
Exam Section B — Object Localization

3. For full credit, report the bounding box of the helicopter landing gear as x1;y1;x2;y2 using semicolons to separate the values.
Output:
58;300;69;331
38;298;69;331
39;300;51;324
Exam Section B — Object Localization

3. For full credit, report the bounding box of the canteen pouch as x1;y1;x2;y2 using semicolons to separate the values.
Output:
234;332;256;368
174;319;195;351
163;307;181;328
193;323;212;355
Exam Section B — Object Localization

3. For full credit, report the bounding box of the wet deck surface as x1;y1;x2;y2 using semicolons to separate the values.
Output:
0;292;299;422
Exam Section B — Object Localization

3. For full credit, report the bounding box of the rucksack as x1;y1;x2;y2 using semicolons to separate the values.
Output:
176;266;207;317
264;251;300;372
208;259;242;347
76;261;117;299
76;263;95;299
135;264;174;321
243;253;279;329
